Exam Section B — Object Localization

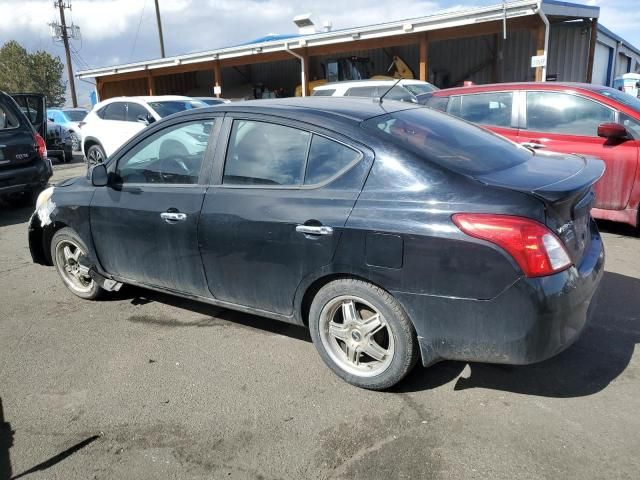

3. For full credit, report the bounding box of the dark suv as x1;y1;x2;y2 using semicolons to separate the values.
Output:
0;91;52;205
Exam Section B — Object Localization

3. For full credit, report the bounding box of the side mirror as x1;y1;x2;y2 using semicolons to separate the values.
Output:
48;117;55;122
597;122;628;140
90;164;108;187
136;114;149;126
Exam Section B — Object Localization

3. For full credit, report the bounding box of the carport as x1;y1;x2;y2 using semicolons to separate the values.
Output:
77;0;602;100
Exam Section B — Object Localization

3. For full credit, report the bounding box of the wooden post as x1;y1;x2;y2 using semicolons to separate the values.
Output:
586;18;598;83
214;60;222;98
95;77;104;101
419;33;429;81
146;71;154;95
534;23;545;82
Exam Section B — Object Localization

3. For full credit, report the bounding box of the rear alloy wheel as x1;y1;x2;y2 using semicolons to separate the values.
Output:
51;228;104;300
70;132;81;151
86;144;106;166
309;279;419;390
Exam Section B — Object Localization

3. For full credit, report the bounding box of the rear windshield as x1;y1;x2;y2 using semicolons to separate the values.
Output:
363;108;531;175
148;100;208;118
63;110;87;121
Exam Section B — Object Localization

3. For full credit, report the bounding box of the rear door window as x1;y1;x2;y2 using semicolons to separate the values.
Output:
312;89;336;97
525;91;614;136
101;102;126;121
451;92;513;127
345;86;378;98
223;120;310;186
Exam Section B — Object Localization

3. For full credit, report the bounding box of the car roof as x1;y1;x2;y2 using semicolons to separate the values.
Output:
179;97;421;123
431;82;615;96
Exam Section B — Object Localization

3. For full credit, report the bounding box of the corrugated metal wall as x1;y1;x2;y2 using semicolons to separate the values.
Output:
547;22;591;82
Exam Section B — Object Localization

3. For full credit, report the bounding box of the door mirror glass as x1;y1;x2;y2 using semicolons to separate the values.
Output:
91;163;108;187
136;114;150;126
597;122;628;139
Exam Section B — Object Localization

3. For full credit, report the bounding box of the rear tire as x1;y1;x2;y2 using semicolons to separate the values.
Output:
308;278;419;390
50;227;104;300
86;144;106;166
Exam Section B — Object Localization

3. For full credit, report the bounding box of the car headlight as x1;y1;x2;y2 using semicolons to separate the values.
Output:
36;186;54;210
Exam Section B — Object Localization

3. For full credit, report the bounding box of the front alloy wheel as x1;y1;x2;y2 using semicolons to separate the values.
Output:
87;145;105;166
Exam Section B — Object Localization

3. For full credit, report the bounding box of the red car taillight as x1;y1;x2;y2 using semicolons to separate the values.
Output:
34;133;47;160
452;213;572;278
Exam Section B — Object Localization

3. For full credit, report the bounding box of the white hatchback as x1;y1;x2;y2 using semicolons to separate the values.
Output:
312;79;438;104
80;95;207;164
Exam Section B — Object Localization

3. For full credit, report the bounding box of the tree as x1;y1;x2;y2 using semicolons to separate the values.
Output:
0;40;67;107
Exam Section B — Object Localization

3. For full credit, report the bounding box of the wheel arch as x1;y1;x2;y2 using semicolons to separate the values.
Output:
82;136;104;156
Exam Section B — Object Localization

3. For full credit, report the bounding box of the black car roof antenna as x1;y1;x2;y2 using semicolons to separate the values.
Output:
376;78;403;105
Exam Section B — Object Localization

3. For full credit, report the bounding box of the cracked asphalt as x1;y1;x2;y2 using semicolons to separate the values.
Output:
1;161;639;480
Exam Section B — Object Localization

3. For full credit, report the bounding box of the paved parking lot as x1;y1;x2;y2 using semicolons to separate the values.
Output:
1;162;639;480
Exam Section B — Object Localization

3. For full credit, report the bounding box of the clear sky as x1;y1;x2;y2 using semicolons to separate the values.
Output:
0;0;638;106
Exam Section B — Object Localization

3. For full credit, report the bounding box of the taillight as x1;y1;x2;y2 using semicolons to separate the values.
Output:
34;133;47;160
78;121;85;129
452;213;572;278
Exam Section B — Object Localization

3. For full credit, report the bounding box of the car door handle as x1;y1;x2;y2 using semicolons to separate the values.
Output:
520;142;546;149
296;225;333;236
160;212;187;223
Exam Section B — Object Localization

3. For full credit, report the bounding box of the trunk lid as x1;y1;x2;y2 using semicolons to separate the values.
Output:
474;151;605;264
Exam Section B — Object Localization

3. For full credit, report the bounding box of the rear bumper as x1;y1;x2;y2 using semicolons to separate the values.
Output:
395;219;605;367
0;159;52;195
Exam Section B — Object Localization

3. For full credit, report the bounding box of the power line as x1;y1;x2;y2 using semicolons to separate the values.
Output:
130;0;147;62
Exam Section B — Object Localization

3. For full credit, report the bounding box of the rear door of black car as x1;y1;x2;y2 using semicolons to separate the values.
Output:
198;114;374;315
10;94;46;138
90;113;223;295
0;93;38;170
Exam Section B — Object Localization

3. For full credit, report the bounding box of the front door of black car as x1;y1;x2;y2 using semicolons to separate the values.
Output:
90;117;218;296
198;116;372;315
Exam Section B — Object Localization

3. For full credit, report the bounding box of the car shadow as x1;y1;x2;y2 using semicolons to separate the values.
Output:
596;219;638;237
0;202;33;228
121;286;312;343
396;271;640;397
0;398;13;480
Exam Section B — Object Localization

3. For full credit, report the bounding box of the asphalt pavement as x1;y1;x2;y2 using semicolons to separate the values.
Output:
0;161;639;480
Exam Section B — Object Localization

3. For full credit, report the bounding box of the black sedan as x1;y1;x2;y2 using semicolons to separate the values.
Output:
28;98;605;390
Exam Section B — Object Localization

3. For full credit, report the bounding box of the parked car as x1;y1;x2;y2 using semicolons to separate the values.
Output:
0;91;51;205
29;97;604;390
16;101;72;163
425;82;640;230
80;95;208;164
46;120;73;163
194;97;231;106
47;107;88;151
312;79;438;104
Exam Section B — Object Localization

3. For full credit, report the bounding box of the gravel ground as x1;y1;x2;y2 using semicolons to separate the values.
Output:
0;162;638;480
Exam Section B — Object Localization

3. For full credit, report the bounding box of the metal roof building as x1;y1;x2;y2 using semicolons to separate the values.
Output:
76;0;640;101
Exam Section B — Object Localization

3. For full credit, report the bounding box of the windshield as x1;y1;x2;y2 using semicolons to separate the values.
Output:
148;100;208;118
596;87;640;112
363;108;532;175
404;83;438;95
63;110;87;121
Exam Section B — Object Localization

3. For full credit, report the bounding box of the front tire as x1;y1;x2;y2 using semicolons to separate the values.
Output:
70;132;81;151
86;144;106;166
309;278;419;390
50;228;104;300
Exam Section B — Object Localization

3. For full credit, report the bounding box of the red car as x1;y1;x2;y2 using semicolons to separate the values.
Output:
426;83;640;230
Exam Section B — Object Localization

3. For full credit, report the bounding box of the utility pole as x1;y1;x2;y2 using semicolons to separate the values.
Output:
154;0;166;58
50;1;80;107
